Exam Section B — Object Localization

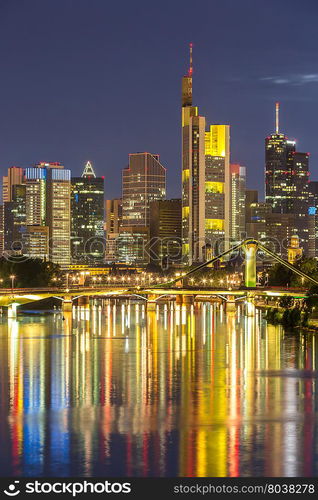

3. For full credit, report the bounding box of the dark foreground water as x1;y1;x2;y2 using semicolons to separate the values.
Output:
0;300;317;477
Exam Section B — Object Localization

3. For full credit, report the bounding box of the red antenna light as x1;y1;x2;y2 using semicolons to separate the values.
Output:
275;102;280;134
188;43;193;77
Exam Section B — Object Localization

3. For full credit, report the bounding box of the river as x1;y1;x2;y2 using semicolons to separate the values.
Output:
0;300;317;477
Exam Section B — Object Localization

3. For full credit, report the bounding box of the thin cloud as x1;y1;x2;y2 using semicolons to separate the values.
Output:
260;74;318;85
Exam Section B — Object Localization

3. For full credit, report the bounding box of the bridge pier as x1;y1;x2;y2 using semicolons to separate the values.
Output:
62;297;73;312
75;296;90;306
8;303;18;319
225;296;236;312
243;240;258;288
175;295;183;305
183;295;194;305
245;295;255;317
175;295;195;305
147;294;157;311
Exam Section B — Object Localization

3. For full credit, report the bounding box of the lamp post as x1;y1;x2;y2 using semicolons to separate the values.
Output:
10;275;15;293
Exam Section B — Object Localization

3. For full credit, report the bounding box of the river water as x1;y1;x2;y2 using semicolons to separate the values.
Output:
0;300;317;477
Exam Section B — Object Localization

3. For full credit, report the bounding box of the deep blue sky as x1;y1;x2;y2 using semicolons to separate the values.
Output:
1;0;318;200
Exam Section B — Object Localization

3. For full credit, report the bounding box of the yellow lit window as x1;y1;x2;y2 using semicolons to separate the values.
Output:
205;219;224;231
182;169;190;182
205;181;224;193
182;206;189;217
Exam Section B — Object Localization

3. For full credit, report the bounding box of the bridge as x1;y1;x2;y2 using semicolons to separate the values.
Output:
1;239;317;318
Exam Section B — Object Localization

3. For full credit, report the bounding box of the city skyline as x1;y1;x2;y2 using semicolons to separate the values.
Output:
0;0;318;200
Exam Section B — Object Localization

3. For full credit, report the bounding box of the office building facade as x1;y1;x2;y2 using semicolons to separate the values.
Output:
3;184;26;254
71;161;105;263
181;45;206;264
105;199;122;263
122;152;166;227
24;162;71;267
230;164;246;243
149;199;182;268
265;103;310;252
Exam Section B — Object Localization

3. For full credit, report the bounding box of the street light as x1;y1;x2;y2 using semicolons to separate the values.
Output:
10;275;15;292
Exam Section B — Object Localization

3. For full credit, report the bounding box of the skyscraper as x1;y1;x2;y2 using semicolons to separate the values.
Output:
149;199;182;268
182;46;232;263
2;166;24;202
121;152;166;265
71;161;105;263
122;152;166;227
308;181;318;258
204;125;231;255
1;166;25;256
105;199;122;263
23;225;49;261
230;163;246;243
25;166;46;225
265;103;309;251
3;184;26;254
245;190;258;226
45;164;71;267
181;44;206;264
105;199;122;235
25;162;71;267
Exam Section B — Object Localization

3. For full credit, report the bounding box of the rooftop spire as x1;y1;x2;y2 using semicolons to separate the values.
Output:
188;43;193;77
275;101;280;134
82;161;96;178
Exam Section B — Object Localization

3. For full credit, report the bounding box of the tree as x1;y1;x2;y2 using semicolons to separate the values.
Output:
0;256;60;287
304;285;318;313
279;296;294;309
291;257;318;287
268;263;293;286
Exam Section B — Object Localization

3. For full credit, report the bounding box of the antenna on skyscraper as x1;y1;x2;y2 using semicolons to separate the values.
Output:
82;161;96;178
188;43;193;77
275;102;280;134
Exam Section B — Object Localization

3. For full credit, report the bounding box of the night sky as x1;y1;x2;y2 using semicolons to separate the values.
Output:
1;0;318;200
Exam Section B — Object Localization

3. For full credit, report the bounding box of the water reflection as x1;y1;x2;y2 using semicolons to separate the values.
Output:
0;301;317;477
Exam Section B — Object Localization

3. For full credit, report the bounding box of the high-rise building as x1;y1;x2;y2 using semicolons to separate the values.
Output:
265;103;310;251
122;152;166;227
246;202;272;241
265;213;298;258
46;166;71;267
105;199;122;263
24;225;49;261
181;44;206;264
265;103;296;213
1;167;25;256
289;151;310;248
309;181;318;206
204;125;231;256
230;164;245;243
117;226;149;265
2;166;24;203
71;161;105;263
0;205;3;256
1;162;70;265
24;162;71;267
245;190;258;227
149;199;182;268
308;181;318;258
121;152;166;265
105;199;122;235
25;167;46;225
181;46;232;264
3;184;26;254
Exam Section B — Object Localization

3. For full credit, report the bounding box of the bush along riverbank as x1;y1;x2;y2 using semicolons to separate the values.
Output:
265;307;309;328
